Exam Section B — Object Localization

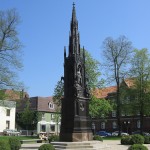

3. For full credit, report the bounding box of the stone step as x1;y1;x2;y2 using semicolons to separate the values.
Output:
20;141;110;150
20;143;43;150
52;141;110;150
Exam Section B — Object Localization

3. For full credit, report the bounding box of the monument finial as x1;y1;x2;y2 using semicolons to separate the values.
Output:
73;2;75;7
72;2;76;22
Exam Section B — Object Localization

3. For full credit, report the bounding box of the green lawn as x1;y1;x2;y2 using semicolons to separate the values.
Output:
0;136;39;142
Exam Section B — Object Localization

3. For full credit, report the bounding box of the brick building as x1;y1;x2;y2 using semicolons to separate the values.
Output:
92;79;150;134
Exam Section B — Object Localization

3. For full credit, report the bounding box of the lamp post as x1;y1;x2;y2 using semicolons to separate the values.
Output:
124;121;130;134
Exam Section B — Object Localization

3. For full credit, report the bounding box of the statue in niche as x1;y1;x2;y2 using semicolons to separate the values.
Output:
77;65;82;85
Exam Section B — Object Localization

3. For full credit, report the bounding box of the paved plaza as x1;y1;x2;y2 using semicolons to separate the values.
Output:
20;140;150;150
103;140;150;150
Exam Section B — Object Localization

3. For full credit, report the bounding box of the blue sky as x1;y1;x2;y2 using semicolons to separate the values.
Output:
1;0;150;97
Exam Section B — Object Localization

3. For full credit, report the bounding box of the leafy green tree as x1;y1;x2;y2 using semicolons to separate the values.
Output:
16;99;40;130
84;49;101;90
89;96;112;119
0;9;23;89
102;35;132;135
53;80;64;107
128;48;150;134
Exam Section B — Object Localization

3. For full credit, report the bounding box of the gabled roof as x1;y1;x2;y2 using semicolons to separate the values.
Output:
123;78;135;88
93;78;135;99
17;96;59;113
93;86;117;99
1;89;29;100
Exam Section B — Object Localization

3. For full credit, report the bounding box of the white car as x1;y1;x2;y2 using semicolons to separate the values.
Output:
3;129;21;136
112;131;129;136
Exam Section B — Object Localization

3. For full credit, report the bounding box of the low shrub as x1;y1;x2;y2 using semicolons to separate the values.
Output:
48;135;59;143
128;144;148;150
38;144;55;150
9;137;21;150
131;134;144;144
0;140;10;150
93;135;103;141
121;135;132;145
144;136;150;144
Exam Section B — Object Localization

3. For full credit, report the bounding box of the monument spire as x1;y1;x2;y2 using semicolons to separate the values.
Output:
72;2;76;23
60;3;92;142
69;2;80;56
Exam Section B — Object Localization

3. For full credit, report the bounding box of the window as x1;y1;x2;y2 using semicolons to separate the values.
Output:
41;113;45;121
41;125;46;132
48;102;54;109
112;110;116;117
6;121;10;129
51;114;54;119
6;109;10;116
121;110;125;116
101;122;105;129
137;120;140;128
112;121;117;129
50;125;55;132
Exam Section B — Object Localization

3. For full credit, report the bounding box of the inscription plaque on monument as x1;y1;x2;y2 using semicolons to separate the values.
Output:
59;3;93;142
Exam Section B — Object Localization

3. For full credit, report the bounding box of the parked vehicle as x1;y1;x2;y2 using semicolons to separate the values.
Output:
3;129;21;136
96;131;111;137
132;130;150;136
112;131;129;136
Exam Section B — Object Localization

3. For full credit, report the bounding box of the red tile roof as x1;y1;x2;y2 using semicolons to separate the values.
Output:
1;89;29;100
93;86;117;99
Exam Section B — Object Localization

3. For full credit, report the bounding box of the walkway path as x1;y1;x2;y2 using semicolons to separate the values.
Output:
20;140;150;150
103;140;150;150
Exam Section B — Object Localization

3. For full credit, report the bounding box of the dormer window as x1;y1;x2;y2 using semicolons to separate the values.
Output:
48;102;54;109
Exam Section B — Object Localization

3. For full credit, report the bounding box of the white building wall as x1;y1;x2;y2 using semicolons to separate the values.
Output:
0;100;16;133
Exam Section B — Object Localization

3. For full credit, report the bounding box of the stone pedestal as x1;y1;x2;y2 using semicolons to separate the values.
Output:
60;132;93;142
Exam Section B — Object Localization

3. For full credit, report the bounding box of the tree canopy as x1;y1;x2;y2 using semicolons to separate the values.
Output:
89;96;112;119
128;48;150;133
102;35;133;135
0;9;23;90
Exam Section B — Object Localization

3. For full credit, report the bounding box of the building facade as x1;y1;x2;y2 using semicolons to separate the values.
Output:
93;79;150;134
16;96;60;135
0;100;16;134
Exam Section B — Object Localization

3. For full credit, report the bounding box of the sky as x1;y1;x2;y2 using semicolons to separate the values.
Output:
1;0;150;97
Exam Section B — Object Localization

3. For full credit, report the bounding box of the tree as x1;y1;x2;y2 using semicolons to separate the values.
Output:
89;96;112;119
102;35;132;135
0;9;23;89
53;80;64;107
53;48;101;106
129;48;150;134
16;99;40;130
84;49;101;90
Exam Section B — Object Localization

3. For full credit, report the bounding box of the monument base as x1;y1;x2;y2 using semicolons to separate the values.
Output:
51;140;110;150
60;132;93;142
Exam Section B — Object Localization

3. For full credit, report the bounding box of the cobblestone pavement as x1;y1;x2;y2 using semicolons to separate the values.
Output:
103;140;150;150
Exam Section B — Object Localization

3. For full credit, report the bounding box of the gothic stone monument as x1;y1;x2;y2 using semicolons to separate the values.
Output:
60;3;93;142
